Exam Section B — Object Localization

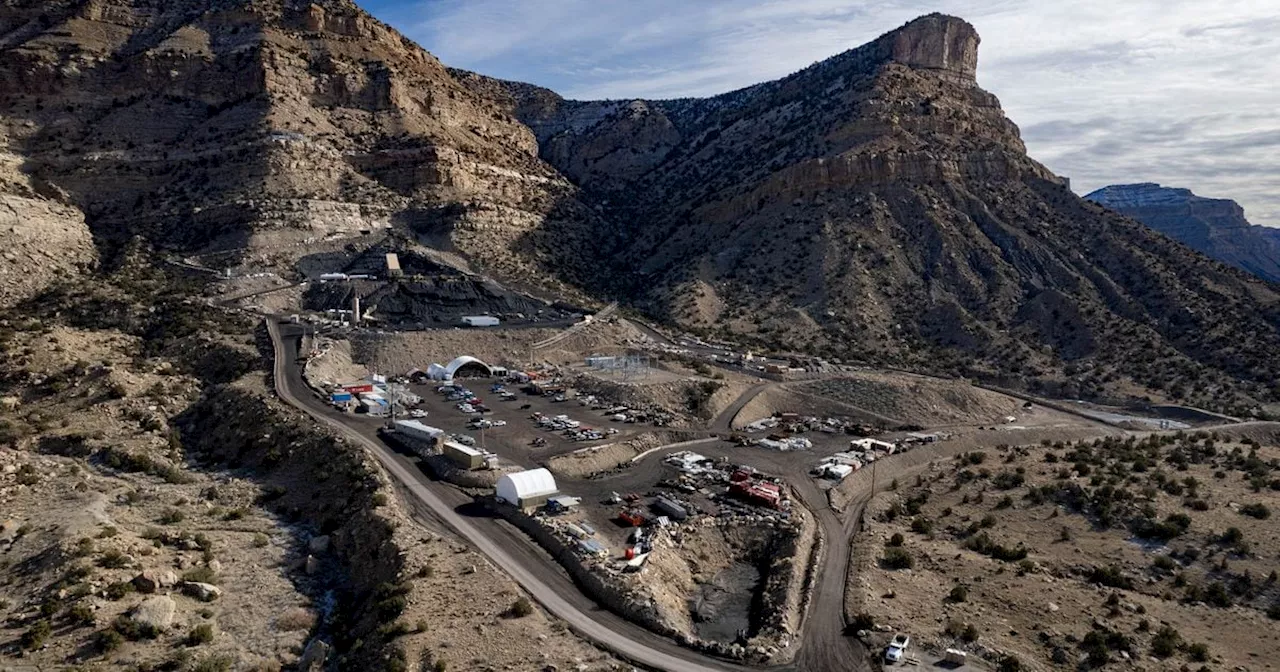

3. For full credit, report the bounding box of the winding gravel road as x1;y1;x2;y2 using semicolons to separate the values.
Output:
267;317;873;671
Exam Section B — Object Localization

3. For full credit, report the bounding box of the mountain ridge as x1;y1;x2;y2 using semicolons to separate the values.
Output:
1086;183;1280;284
2;3;1279;413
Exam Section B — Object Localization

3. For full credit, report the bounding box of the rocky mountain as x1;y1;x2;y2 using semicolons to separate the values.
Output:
1086;183;1280;284
3;3;1279;411
0;0;603;303
464;14;1280;411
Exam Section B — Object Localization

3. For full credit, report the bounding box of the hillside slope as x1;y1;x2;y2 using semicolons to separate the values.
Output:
464;15;1280;413
4;3;1279;413
0;0;603;291
1086;183;1280;284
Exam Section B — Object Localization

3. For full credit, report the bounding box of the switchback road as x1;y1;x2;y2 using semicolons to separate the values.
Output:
267;318;748;672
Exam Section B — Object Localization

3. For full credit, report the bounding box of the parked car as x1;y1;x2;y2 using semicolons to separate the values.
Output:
408;409;428;419
885;634;910;664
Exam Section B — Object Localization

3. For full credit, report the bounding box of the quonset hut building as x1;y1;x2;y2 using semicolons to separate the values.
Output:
496;468;559;512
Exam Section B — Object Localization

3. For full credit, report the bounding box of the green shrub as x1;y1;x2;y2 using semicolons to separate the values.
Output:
1186;642;1210;662
182;566;219;585
95;627;124;652
886;532;904;547
947;585;968;603
1089;565;1134;590
963;532;1028;562
21;619;51;650
881;547;914;570
1150;625;1181;658
68;602;96;626
159;508;185;525
105;581;135;600
98;548;131;569
111;614;159;641
1240;503;1270;519
508;596;534;618
186;623;216;646
944;620;979;642
191;652;235;672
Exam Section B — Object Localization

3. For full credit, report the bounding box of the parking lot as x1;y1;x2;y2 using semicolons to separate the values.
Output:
402;376;659;469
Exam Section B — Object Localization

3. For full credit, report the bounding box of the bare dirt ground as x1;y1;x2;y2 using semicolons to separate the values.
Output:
0;326;311;670
850;433;1280;672
799;373;1026;427
302;337;368;387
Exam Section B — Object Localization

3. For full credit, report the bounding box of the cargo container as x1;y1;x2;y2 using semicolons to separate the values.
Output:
654;496;688;521
443;441;485;470
460;315;500;327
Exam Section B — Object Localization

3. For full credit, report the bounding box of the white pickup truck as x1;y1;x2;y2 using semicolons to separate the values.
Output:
885;634;910;664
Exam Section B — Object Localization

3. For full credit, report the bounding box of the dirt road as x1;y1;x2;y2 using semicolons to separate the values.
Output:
268;319;749;672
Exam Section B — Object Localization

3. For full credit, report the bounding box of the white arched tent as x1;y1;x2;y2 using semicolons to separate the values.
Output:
426;356;493;381
445;356;491;379
496;468;559;511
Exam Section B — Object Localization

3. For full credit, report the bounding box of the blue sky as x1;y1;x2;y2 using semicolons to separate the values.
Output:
360;0;1280;226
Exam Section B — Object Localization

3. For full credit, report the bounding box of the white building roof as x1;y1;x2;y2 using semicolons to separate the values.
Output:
394;420;443;435
445;355;492;378
496;468;558;504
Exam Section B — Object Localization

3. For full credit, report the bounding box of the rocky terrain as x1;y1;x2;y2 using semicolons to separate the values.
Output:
0;0;605;297
3;1;1280;667
1086;183;1280;284
850;430;1280;671
466;15;1280;416
2;3;1278;416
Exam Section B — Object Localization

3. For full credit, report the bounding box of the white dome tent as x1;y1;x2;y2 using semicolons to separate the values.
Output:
496;468;559;512
426;355;494;381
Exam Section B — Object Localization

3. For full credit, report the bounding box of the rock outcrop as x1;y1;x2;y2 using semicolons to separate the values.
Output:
1086;183;1280;284
129;595;176;632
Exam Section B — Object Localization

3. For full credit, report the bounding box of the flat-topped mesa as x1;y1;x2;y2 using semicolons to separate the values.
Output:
877;13;979;84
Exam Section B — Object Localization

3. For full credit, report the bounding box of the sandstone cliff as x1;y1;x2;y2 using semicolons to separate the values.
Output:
462;14;1280;413
0;0;603;296
4;3;1280;411
1086;183;1280;284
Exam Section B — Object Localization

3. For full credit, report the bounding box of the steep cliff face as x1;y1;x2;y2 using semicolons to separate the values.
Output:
463;14;1280;411
1086;183;1280;284
0;0;601;289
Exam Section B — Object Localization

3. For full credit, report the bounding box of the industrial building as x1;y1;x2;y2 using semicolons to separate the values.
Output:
385;253;402;278
496;468;559;512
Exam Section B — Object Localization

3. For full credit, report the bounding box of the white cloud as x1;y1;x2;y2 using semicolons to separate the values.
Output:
370;0;1280;226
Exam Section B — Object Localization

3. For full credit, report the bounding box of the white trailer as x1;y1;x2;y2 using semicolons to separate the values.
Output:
393;420;444;456
460;316;500;327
